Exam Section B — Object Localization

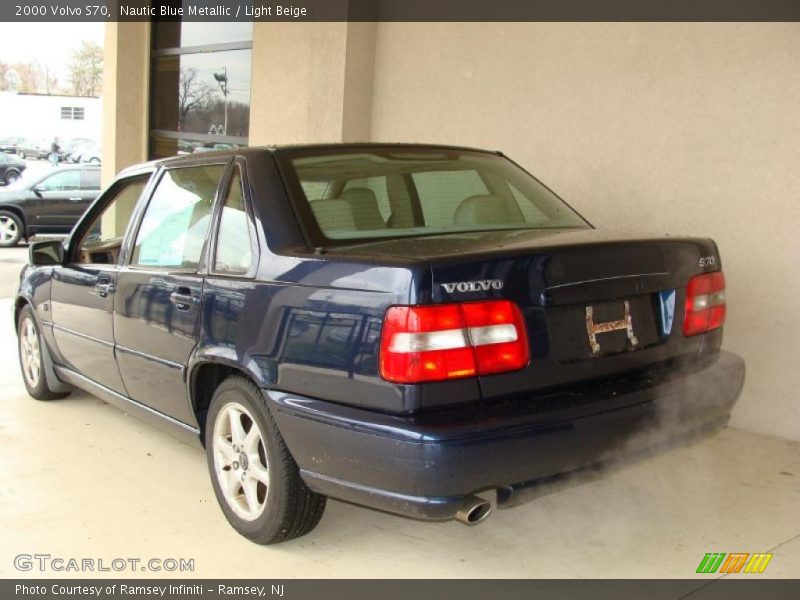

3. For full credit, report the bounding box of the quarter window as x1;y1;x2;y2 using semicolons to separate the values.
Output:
132;165;224;269
214;169;253;275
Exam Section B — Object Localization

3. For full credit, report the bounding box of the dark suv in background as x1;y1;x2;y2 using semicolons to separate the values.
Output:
0;152;26;185
0;165;100;246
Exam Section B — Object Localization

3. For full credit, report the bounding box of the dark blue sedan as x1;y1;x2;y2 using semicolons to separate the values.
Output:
14;144;745;543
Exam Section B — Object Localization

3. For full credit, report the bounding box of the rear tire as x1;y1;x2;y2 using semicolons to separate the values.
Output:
0;210;23;247
17;150;25;160
205;375;326;544
5;170;19;185
17;305;70;401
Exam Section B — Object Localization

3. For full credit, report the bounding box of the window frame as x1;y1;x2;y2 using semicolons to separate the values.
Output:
66;171;156;265
207;157;260;280
123;160;229;274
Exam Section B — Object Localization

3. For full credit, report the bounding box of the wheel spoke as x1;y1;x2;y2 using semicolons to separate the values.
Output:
248;461;270;486
214;435;237;465
243;424;261;453
228;408;246;446
223;468;242;498
242;478;260;515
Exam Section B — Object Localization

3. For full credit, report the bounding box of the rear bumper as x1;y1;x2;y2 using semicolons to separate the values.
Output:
266;351;745;521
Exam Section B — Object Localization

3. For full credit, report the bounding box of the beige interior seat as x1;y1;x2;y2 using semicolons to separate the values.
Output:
339;187;386;230
310;199;357;234
454;194;525;226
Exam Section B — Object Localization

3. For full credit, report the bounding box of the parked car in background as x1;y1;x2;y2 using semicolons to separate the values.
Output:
13;145;745;544
63;139;97;162
78;145;101;164
0;164;100;246
14;138;49;160
0;152;27;185
1;136;25;154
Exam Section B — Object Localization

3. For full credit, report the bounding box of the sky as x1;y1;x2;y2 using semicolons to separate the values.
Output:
0;23;105;86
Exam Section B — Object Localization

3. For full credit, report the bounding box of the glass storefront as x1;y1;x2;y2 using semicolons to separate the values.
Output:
149;20;252;159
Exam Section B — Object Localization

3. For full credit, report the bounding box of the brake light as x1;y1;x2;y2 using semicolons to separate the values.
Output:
379;300;529;383
684;271;726;336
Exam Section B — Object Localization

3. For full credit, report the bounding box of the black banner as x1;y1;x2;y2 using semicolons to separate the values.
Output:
3;0;800;22
4;580;800;600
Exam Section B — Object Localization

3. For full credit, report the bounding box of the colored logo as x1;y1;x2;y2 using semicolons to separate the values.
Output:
658;289;676;336
696;552;773;574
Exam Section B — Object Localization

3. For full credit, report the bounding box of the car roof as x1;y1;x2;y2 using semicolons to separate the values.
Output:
117;143;502;177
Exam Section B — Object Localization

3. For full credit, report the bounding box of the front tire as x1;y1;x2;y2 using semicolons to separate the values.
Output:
0;210;23;247
17;305;70;401
5;170;19;185
206;376;326;544
17;150;25;160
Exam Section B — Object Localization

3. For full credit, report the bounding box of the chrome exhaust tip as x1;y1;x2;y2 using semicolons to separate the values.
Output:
455;496;493;525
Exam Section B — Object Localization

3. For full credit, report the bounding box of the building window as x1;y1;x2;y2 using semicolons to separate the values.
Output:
149;21;253;159
61;106;85;120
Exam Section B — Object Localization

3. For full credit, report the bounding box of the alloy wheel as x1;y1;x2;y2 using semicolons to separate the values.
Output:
19;317;41;388
0;216;18;244
212;402;270;521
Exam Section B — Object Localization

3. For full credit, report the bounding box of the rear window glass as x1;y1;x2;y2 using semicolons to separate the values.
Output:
278;147;588;245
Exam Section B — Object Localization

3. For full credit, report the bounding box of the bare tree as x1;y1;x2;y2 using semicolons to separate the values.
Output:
67;40;103;97
0;62;10;91
42;66;58;94
13;62;43;93
178;67;214;131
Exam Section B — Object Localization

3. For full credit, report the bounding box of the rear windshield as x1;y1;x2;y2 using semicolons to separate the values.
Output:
277;147;589;245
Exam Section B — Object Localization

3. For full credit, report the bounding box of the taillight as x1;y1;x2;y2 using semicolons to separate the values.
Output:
683;271;726;336
379;300;529;383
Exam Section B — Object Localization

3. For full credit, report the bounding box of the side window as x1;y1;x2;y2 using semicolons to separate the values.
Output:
37;170;81;192
214;169;253;275
131;164;224;270
76;175;150;264
81;169;101;190
411;170;489;226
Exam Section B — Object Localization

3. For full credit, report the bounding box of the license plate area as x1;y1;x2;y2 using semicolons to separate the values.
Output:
546;295;662;361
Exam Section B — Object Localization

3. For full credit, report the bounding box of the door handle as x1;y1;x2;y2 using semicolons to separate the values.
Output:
69;197;83;202
169;287;198;311
94;282;115;298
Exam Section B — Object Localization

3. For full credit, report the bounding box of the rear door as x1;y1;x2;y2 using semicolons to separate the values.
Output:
113;162;227;425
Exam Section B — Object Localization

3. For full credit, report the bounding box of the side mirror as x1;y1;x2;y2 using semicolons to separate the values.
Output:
33;185;45;196
29;240;64;266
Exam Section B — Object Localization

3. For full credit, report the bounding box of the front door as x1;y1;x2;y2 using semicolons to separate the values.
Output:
114;163;226;425
50;174;152;393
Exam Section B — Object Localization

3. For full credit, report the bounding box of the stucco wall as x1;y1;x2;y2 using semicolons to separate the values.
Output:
370;23;800;440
